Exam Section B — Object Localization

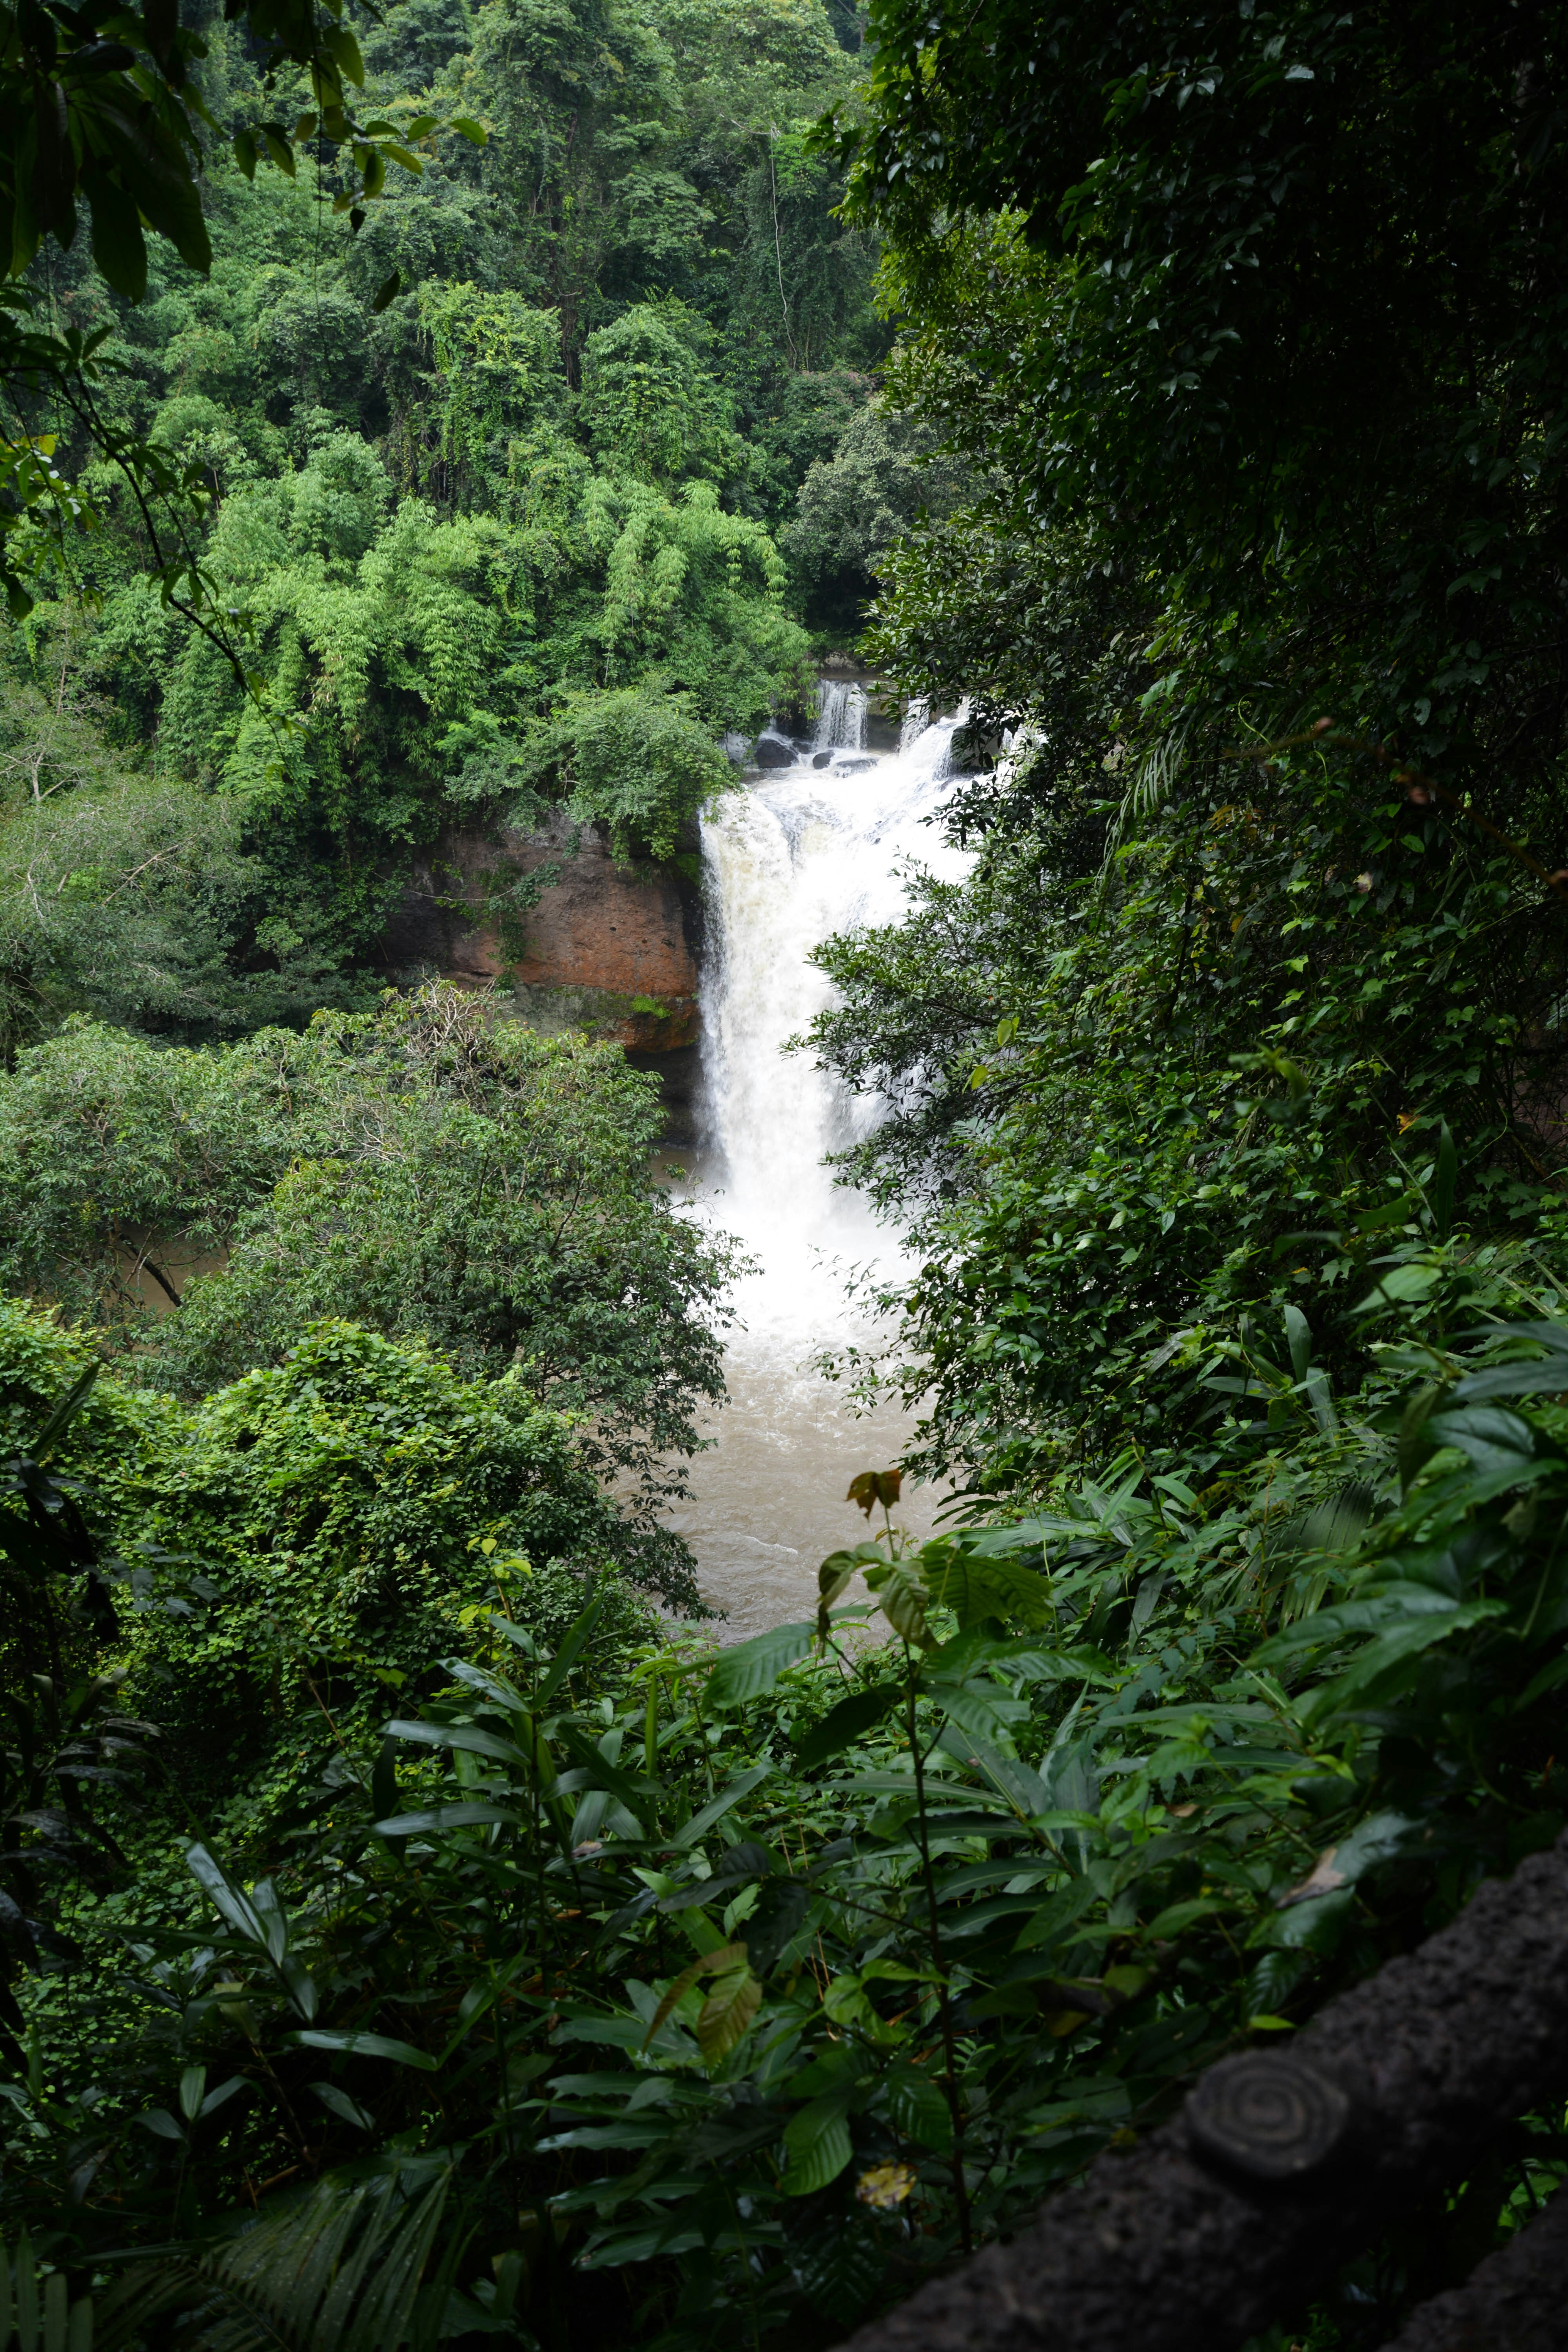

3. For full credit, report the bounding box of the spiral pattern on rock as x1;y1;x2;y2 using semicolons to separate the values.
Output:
1185;2051;1354;2182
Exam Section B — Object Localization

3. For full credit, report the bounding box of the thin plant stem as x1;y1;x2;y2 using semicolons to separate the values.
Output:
906;1667;973;2254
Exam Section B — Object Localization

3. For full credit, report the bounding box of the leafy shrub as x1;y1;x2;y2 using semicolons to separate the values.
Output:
523;684;737;863
580;304;740;488
118;1319;652;1792
0;986;740;1603
11;1316;1568;2350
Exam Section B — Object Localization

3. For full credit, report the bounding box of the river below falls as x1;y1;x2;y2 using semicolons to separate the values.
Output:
660;1158;950;1642
661;684;976;1640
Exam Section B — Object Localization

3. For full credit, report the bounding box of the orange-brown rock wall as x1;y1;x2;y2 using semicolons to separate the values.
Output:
380;811;702;1056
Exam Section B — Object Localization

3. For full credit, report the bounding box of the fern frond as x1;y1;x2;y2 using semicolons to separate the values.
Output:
92;2169;458;2352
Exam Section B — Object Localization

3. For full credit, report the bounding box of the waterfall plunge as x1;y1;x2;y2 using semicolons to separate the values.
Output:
698;704;971;1319
660;698;976;1637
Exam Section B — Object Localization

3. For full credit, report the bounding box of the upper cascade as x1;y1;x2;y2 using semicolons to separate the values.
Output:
812;679;869;753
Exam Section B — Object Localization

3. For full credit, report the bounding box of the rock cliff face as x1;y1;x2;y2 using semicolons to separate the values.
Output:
379;811;705;1138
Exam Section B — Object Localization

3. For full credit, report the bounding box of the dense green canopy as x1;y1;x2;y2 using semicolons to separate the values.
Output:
803;0;1568;1495
0;0;880;1049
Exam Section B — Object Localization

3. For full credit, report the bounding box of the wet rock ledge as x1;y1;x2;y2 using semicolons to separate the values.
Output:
379;809;705;1143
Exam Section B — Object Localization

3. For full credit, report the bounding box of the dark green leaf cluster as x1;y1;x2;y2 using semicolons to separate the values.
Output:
9;1319;1568;2348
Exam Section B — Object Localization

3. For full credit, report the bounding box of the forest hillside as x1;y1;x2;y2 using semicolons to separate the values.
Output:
5;5;1568;2351
0;0;902;1047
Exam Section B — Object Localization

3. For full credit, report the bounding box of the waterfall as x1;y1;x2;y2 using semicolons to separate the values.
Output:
899;696;930;753
812;678;868;753
669;687;978;1635
697;698;971;1318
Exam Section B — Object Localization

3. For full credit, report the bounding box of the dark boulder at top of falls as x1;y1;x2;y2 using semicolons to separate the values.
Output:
753;731;797;768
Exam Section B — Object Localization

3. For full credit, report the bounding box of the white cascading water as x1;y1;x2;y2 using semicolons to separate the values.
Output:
813;677;867;753
663;686;975;1635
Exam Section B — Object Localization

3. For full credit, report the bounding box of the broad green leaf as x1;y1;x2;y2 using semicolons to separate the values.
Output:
705;1621;814;1707
817;1543;886;1631
136;2106;186;2141
555;1724;648;1827
537;1583;605;1710
961;1519;1053;1558
933;1724;1047;1816
1284;1303;1312;1383
311;2082;374;2129
184;1844;268;1952
1250;1889;1355;1953
535;2117;679;2153
385;1719;527;1767
869;1559;932;1648
1302;1601;1506;1718
1425;1405;1536;1478
1353;1260;1443;1314
1144;1896;1232;1939
782;2092;854;2194
1006;1644;1120;1688
289;2030;437;2071
1013;1873;1099;1953
1046;1749;1101;1816
885;2067;952;2151
1453;1327;1568;1403
556;2015;686;2054
668;1766;771;1848
923;1549;1053;1629
374;1804;521;1834
794;1684;900;1767
1255;1584;1465;1662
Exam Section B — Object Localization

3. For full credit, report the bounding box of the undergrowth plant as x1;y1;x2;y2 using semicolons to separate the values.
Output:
7;1314;1568;2348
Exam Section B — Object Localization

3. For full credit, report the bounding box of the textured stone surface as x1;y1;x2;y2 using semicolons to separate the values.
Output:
380;811;701;1053
836;1833;1568;2352
1374;2187;1568;2352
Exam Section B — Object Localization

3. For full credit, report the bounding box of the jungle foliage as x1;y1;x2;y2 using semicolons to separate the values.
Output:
0;0;882;1054
0;982;739;1603
7;4;1568;2351
11;1296;1568;2350
803;0;1568;1504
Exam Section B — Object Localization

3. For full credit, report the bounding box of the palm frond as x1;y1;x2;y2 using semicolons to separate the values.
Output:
93;2169;460;2352
1100;718;1193;877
